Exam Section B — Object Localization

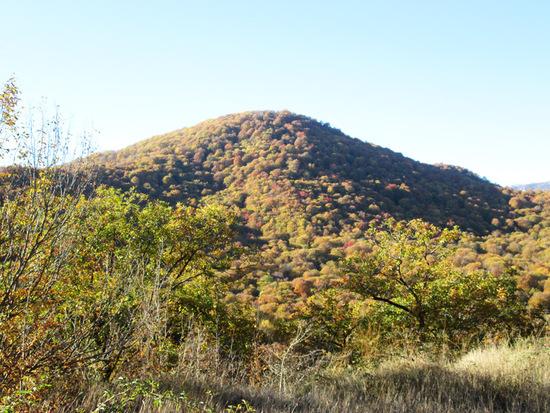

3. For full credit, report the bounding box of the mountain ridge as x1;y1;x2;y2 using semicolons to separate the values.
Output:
513;181;550;191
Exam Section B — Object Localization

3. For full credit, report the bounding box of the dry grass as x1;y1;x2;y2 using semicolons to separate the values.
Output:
44;336;550;412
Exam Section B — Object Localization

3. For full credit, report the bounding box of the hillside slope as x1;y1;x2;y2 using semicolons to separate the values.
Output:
92;110;513;235
84;110;550;315
513;181;550;191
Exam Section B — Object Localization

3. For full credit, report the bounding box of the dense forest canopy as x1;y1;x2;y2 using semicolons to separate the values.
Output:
93;111;513;235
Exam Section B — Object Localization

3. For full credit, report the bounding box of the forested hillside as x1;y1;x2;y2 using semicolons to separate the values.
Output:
87;111;550;314
93;110;512;235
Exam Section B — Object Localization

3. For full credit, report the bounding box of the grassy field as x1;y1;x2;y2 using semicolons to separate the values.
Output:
41;336;549;413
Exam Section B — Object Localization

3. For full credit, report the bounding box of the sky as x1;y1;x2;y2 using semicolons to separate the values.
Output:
1;0;549;187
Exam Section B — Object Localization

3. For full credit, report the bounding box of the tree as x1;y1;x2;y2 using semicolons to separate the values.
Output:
341;219;532;346
0;80;246;401
0;78;95;394
300;288;363;352
0;77;19;155
68;187;243;380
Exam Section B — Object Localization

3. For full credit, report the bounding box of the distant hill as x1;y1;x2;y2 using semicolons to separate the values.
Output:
91;110;514;235
513;181;550;191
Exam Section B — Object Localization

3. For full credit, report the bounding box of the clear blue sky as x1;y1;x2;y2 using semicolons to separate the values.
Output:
2;0;549;186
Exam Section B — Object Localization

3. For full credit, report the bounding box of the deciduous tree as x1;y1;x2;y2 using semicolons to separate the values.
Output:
341;219;533;345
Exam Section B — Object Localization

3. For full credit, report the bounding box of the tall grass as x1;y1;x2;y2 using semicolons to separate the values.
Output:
44;336;550;412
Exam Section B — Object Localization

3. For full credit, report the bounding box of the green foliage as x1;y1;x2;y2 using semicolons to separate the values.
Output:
225;398;256;412
0;375;50;413
300;289;363;352
0;178;245;391
0;173;92;392
169;279;257;358
69;187;244;380
92;377;187;412
341;219;533;346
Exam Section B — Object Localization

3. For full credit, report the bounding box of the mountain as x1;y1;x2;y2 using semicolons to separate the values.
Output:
513;181;550;191
85;110;550;315
91;110;513;235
